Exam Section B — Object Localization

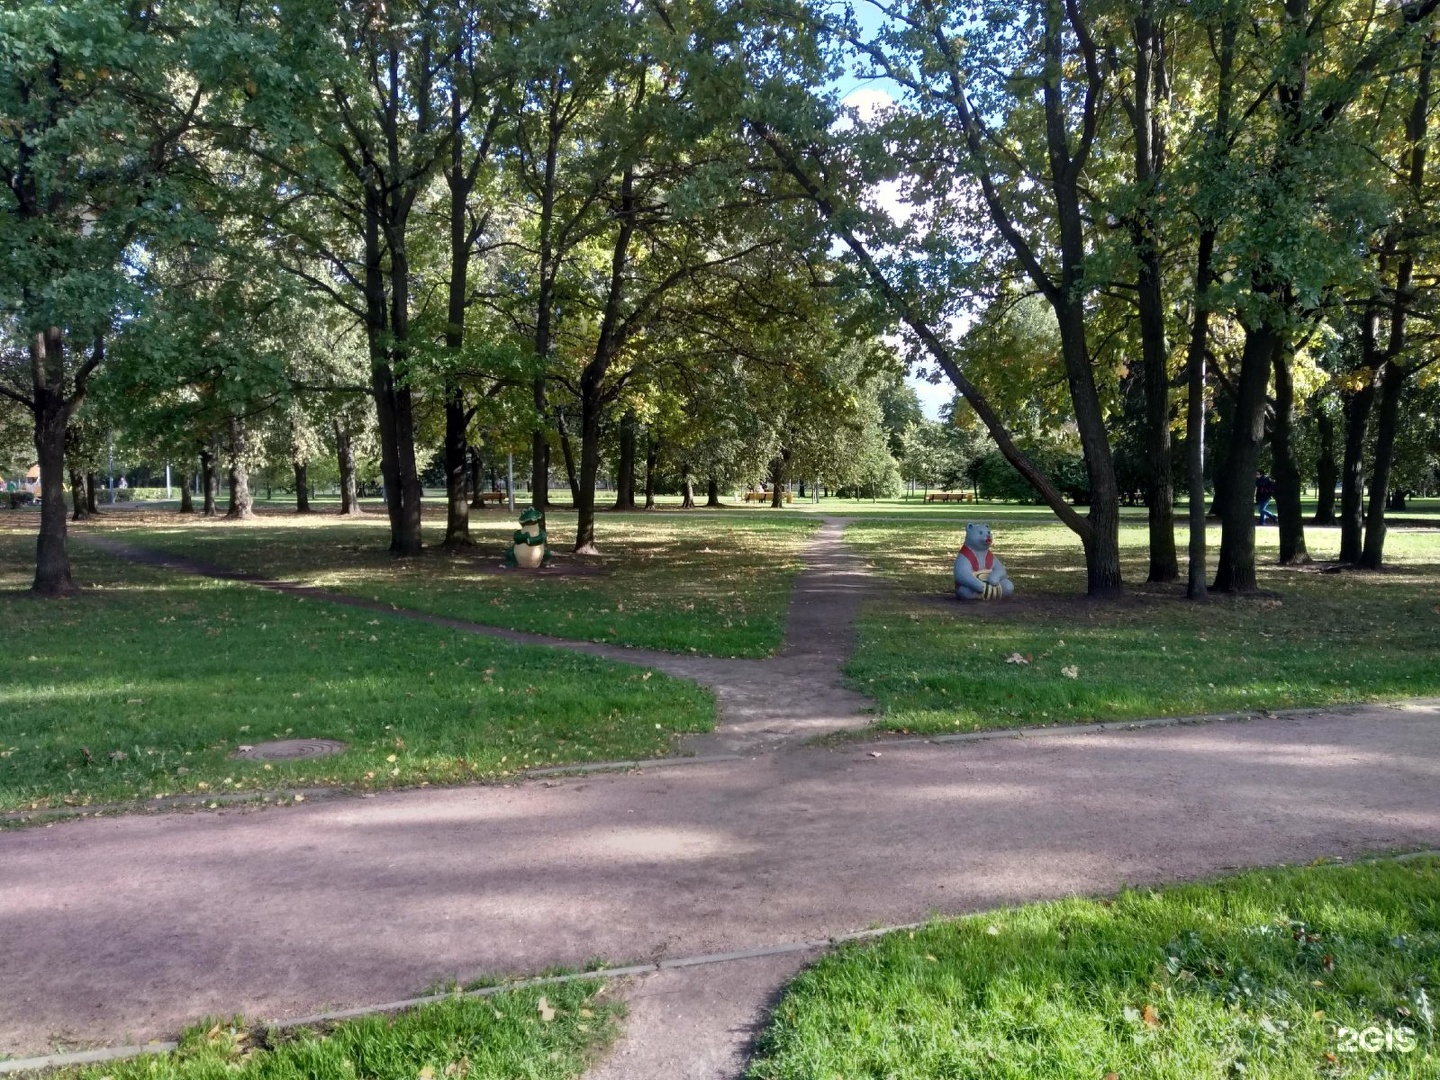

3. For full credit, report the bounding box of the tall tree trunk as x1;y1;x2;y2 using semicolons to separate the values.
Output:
644;432;657;509
30;327;75;595
613;409;637;510
574;392;602;553
706;477;722;507
178;468;194;514
770;450;789;508
70;464;89;521
556;410;581;507
1359;360;1406;569
680;462;695;509
1131;0;1178;583
199;449;217;516
226;418;254;521
334;420;361;516
85;471;99;514
1212;321;1280;592
1338;378;1374;563
294;461;312;513
1313;409;1337;523
1271;349;1309;564
1184;230;1216;599
443;384;471;545
468;447;486;509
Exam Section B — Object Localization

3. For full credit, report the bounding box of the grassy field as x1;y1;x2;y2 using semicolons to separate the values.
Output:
91;506;818;658
749;857;1440;1080
843;520;1440;733
0;531;711;814
49;979;618;1079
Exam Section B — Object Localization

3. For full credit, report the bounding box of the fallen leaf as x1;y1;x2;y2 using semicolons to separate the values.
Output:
1005;652;1030;665
1104;1074;1119;1080
1141;1004;1160;1028
985;925;1001;936
418;1066;435;1080
925;954;937;962
1061;665;1079;679
537;996;555;1022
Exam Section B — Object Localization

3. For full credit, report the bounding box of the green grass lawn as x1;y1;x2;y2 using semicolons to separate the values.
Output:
0;531;711;814
50;979;619;1079
749;857;1440;1079
843;520;1440;734
94;506;818;657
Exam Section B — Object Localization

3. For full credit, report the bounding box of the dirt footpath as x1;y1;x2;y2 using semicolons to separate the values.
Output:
2;704;1437;1058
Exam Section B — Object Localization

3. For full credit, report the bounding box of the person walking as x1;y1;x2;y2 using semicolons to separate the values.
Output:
1255;472;1277;524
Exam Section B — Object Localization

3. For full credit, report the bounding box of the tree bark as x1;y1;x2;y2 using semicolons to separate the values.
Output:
644;432;657;509
70;464;89;521
1130;0;1178;583
613;410;637;510
680;462;695;509
442;384;471;545
1271;349;1309;564
770;449;789;508
468;446;486;509
178;468;194;514
226;418;254;520
557;410;581;508
1212;321;1280;592
706;477;722;507
31;327;76;595
1338;378;1374;563
1313;409;1337;523
85;471;99;515
574;396;602;553
334;420;361;515
1359;359;1406;569
293;461;312;513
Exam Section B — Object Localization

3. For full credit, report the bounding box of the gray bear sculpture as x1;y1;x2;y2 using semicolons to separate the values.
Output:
953;522;1014;600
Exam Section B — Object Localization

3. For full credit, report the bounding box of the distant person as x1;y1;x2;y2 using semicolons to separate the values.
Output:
1255;472;1276;524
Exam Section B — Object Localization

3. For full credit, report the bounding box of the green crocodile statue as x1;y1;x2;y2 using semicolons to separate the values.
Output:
505;507;552;568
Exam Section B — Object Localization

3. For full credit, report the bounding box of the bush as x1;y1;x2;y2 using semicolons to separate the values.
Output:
972;449;1090;504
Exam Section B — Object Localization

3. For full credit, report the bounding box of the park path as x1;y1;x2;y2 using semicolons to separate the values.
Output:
5;526;1438;1075
84;516;878;755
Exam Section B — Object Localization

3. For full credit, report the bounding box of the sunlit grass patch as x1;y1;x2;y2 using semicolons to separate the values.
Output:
52;979;619;1080
749;857;1440;1080
0;536;711;813
843;520;1440;733
91;507;818;657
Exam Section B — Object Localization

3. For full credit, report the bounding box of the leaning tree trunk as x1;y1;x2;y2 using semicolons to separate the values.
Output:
1313;409;1337;523
1212;321;1279;592
556;411;581;507
226;419;254;521
574;389;603;554
31;329;75;595
614;410;637;511
644;433;658;509
706;477;722;507
1359;359;1407;569
293;461;312;513
1271;349;1309;564
334;420;360;516
1338;380;1374;564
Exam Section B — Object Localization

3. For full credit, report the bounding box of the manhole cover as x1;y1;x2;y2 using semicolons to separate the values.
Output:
233;738;347;761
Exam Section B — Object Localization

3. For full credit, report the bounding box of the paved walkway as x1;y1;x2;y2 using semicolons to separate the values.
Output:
3;526;1438;1075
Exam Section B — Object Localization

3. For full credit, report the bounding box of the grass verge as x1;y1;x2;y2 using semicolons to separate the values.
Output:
749;857;1440;1079
96;508;818;657
0;533;711;814
844;521;1440;733
48;979;619;1079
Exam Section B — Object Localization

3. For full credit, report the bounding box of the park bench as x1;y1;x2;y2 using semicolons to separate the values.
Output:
925;492;975;503
743;490;794;503
475;491;507;504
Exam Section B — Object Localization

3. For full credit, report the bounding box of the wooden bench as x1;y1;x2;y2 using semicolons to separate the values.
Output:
475;491;507;504
925;492;975;503
743;491;794;503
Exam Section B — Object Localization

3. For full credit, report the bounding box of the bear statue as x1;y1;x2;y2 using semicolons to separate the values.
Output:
505;507;552;569
953;522;1013;600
